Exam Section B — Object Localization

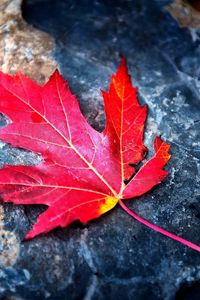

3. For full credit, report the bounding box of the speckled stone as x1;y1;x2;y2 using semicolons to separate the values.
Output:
166;0;200;29
0;0;200;299
0;0;56;84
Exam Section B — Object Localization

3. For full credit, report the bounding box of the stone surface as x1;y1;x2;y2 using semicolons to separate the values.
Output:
166;0;200;28
0;0;200;299
0;0;56;84
166;0;200;41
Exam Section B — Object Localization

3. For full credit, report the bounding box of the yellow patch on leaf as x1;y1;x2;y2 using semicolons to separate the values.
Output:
99;196;118;215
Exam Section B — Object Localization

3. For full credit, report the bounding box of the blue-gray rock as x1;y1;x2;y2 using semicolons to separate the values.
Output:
1;0;200;299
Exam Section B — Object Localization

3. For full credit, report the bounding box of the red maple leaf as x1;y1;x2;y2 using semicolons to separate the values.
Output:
0;58;199;252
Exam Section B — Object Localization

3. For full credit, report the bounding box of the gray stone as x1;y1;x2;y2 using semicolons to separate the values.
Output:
0;0;200;299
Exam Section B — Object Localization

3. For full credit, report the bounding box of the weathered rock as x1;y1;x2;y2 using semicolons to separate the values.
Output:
1;0;200;299
166;0;200;28
0;0;56;84
166;0;200;41
0;206;20;268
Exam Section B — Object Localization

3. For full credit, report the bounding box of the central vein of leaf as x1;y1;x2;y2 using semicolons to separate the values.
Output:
113;78;125;195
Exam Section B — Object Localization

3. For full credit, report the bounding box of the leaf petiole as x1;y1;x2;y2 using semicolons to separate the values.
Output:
118;199;200;253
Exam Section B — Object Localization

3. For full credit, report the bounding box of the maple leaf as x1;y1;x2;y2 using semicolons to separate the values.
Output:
0;58;199;252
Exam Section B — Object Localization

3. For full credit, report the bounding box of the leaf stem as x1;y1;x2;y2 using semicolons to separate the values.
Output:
118;199;200;253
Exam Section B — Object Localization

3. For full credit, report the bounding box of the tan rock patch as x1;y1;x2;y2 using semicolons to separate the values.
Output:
166;0;200;28
0;0;57;84
0;206;20;267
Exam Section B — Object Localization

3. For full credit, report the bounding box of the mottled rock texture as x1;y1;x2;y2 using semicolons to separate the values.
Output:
0;0;200;299
0;0;56;83
166;0;200;41
167;0;200;28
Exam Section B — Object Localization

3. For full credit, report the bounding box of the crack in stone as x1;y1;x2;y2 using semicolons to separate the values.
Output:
83;274;98;300
79;229;98;275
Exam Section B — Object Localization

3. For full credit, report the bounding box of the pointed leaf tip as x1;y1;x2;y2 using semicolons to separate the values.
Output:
153;136;171;163
24;231;35;240
119;55;127;67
